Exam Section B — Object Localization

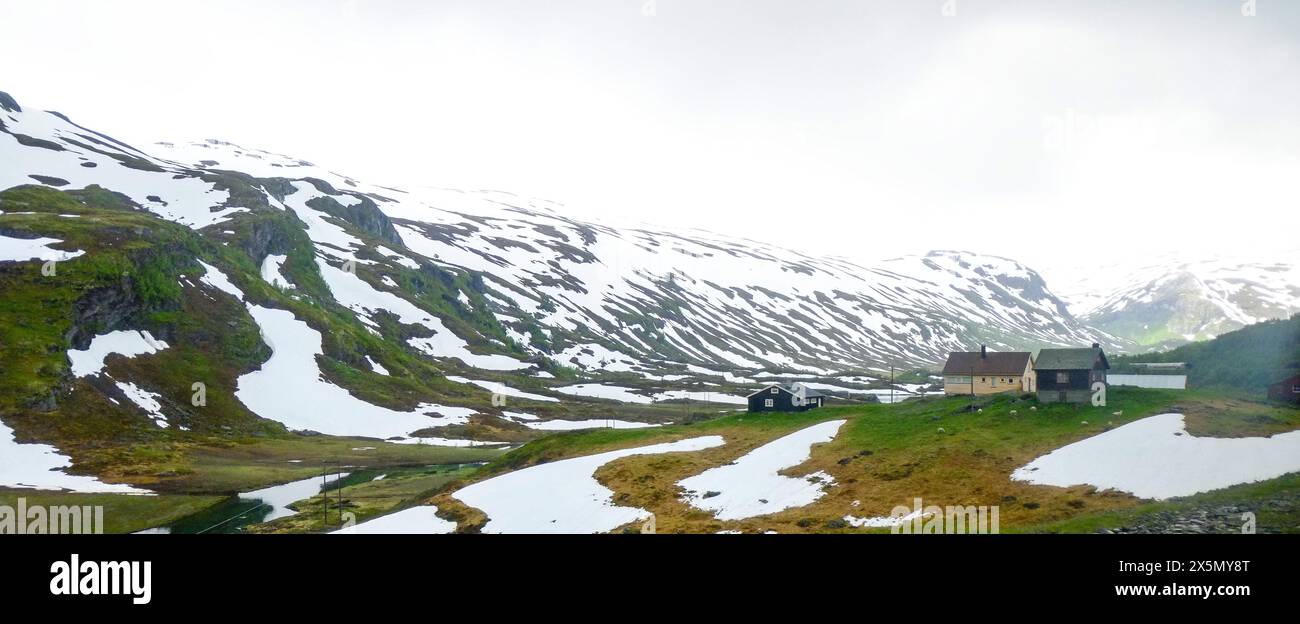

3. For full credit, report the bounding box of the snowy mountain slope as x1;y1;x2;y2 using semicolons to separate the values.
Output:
148;139;1126;370
1049;254;1300;348
0;96;245;228
3;94;1127;384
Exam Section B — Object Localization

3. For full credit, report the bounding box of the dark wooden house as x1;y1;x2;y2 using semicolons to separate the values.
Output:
1267;374;1300;405
746;383;827;413
1035;344;1109;404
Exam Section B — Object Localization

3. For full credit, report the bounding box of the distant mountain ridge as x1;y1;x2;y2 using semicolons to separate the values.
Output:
1051;254;1300;350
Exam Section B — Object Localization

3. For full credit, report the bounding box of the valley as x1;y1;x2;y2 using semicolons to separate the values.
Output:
1;89;1297;534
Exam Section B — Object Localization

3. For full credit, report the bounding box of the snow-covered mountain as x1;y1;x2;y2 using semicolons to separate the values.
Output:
144;141;1125;372
1049;254;1300;349
4;89;1119;381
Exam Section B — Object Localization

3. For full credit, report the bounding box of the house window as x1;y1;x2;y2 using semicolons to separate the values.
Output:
770;387;779;394
947;376;971;384
1293;385;1300;393
1056;372;1070;384
764;399;774;407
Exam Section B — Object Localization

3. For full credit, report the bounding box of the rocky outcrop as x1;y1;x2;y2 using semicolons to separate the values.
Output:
302;178;403;246
0;91;20;113
64;277;145;349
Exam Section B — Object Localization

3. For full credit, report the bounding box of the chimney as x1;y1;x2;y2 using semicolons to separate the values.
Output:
980;345;987;358
1091;342;1100;349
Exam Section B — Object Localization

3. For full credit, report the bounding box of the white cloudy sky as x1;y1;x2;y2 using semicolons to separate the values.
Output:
2;0;1296;276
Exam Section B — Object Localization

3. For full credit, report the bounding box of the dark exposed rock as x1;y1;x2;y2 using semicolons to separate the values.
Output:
304;189;403;246
236;214;298;266
14;134;65;151
64;276;145;349
28;174;70;187
0;91;20;113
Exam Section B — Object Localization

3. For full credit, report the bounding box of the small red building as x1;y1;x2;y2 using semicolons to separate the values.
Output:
1267;374;1300;405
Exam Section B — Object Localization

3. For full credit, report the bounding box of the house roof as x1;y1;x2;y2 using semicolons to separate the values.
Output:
1270;373;1300;386
941;351;1032;376
1036;347;1109;370
745;383;828;398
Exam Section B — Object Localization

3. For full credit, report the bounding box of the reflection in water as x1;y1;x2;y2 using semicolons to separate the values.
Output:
135;463;485;534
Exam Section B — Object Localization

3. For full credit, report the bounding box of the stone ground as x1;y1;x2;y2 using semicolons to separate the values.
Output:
1098;491;1300;534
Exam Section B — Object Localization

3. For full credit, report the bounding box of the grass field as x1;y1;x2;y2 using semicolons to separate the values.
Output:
425;387;1300;534
0;490;226;534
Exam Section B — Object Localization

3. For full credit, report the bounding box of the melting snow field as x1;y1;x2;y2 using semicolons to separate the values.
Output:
1012;413;1300;500
67;330;169;377
115;381;168;427
260;254;294;289
523;418;661;431
679;420;846;520
0;233;85;262
0;419;147;493
555;383;747;405
554;383;652;404
454;436;726;533
194;262;479;441
652;390;748;405
446;376;559;402
236;305;473;439
332;505;456;534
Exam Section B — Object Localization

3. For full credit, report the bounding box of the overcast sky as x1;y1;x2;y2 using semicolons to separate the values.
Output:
3;0;1297;275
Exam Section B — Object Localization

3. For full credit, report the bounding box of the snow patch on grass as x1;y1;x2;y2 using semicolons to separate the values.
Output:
523;418;661;431
67;330;169;378
332;505;456;534
680;419;846;520
554;383;652;404
114;381;168;427
0;419;148;494
0;233;84;262
454;435;726;533
445;376;559;402
260;254;294;289
1012;413;1300;500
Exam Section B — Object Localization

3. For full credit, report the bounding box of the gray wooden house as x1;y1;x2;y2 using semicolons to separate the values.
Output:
1035;344;1110;404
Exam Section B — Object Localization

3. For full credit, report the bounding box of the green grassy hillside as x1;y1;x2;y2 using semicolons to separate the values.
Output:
1110;314;1300;393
